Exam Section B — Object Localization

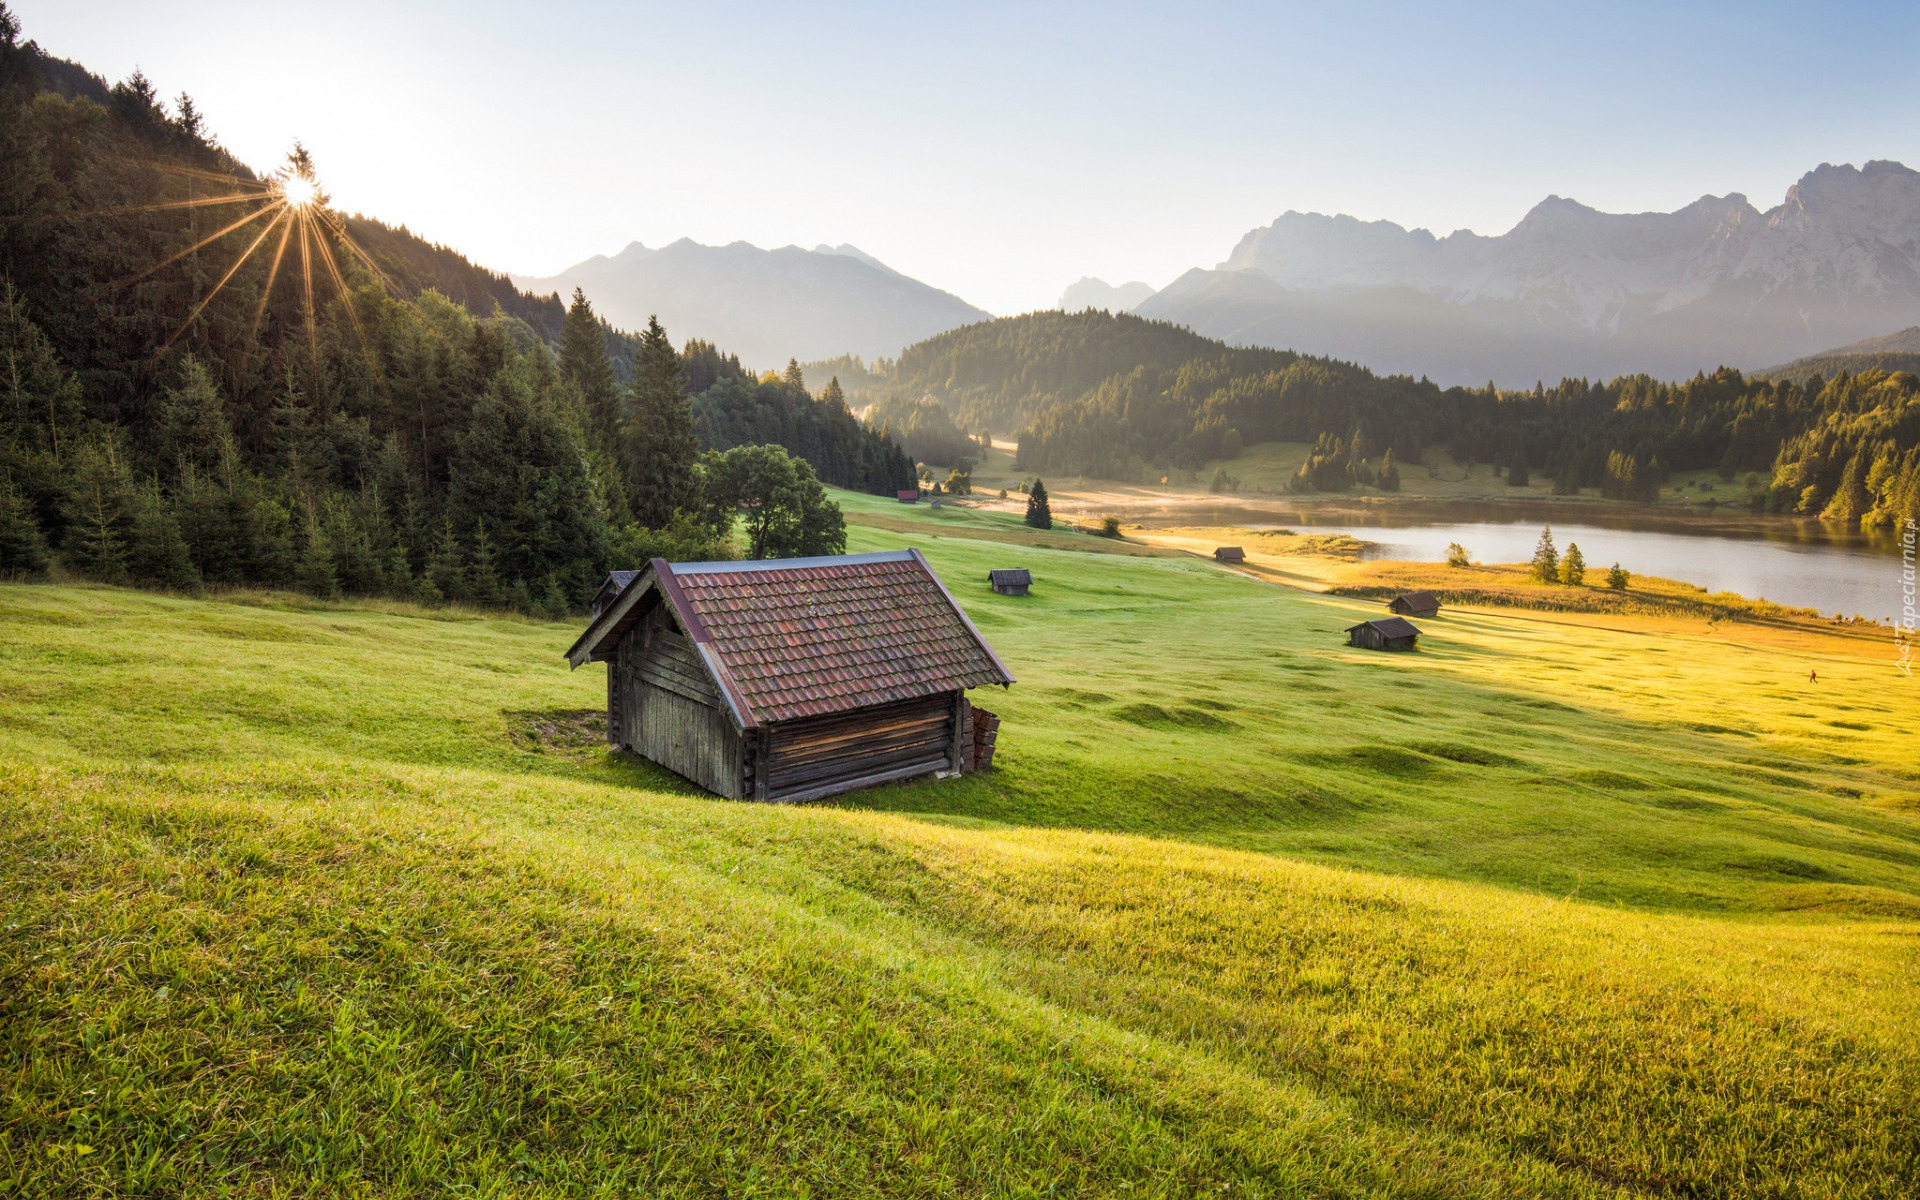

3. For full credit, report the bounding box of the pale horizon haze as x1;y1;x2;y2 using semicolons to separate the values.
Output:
17;0;1920;317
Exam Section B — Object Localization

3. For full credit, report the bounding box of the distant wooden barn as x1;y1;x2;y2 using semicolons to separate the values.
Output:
565;550;1013;802
897;489;920;503
1347;617;1421;651
1214;546;1246;563
988;569;1032;596
1387;591;1441;618
589;569;640;620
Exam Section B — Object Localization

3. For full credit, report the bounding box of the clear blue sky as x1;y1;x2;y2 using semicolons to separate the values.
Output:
17;1;1920;316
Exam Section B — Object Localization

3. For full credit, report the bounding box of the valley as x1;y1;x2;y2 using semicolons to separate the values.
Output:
6;492;1918;1196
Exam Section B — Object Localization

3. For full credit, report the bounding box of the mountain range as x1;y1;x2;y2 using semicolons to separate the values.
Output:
513;240;990;370
1134;160;1920;386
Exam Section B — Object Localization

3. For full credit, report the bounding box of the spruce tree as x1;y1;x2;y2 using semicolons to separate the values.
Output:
1606;562;1630;590
467;519;501;606
623;316;696;528
1025;479;1052;530
294;504;338;598
560;288;621;453
63;445;132;583
1529;524;1558;582
0;281;84;458
0;477;49;575
127;485;197;589
1508;452;1530;488
151;356;233;478
1559;541;1586;586
426;518;467;603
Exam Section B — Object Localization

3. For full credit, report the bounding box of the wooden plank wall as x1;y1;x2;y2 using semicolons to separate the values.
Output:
764;692;955;802
633;683;743;797
614;605;745;797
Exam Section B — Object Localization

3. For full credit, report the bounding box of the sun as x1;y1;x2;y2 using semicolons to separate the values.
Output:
278;174;319;210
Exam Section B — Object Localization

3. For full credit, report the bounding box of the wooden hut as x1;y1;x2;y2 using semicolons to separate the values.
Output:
565;550;1014;802
589;569;640;620
1387;590;1441;618
1346;617;1421;651
987;568;1032;596
897;489;920;503
1214;546;1246;563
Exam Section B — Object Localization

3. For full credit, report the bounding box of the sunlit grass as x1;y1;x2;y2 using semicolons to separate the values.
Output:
4;497;1917;1195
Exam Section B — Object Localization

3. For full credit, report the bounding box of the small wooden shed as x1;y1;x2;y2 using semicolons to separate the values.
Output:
988;569;1032;596
565;550;1014;802
897;489;920;503
1387;590;1441;618
589;569;640;620
1347;617;1421;651
1214;546;1246;563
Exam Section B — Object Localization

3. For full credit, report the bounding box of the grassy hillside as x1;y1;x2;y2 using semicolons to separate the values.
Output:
5;495;1919;1196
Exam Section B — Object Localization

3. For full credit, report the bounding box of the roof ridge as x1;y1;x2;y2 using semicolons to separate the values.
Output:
670;550;915;575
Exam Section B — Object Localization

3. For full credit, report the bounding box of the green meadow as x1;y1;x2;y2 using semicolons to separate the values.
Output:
4;490;1918;1197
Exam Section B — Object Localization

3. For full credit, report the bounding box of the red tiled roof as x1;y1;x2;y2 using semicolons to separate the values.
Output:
567;550;1012;728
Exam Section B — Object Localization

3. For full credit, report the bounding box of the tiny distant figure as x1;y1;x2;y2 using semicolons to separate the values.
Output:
1809;668;1818;683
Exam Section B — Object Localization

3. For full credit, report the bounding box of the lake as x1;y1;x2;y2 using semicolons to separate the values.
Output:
1231;503;1911;621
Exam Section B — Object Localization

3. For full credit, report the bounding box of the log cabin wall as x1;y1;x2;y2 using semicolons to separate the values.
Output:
615;605;745;798
761;691;959;803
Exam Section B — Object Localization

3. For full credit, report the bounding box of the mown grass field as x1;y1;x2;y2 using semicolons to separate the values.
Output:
5;490;1918;1197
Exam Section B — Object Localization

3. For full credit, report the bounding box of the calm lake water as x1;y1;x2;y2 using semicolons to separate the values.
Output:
1233;504;1911;621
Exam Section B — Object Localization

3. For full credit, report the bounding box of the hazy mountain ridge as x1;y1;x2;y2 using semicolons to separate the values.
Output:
1758;324;1920;384
515;239;991;370
1139;161;1920;386
1059;277;1157;312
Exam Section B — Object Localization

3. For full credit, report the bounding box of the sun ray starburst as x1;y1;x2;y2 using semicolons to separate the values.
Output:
115;144;391;358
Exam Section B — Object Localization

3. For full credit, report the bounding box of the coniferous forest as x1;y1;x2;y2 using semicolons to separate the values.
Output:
867;310;1920;530
0;10;913;611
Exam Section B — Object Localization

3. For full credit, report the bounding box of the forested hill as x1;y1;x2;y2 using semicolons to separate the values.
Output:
0;6;909;613
881;310;1293;432
1760;327;1920;387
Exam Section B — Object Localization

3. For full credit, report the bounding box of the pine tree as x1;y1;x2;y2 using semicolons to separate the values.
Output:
294;504;338;598
0;477;50;575
68;476;129;583
1377;448;1400;492
783;358;805;391
819;375;847;411
1025;479;1052;530
1606;563;1630;590
560;288;621;454
1559;541;1586;586
467;519;501;606
1822;452;1870;525
0;281;84;458
127;485;197;589
1508;452;1530;488
1529;524;1558;582
624;316;697;527
151;356;233;478
62;444;133;583
426;518;467;603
